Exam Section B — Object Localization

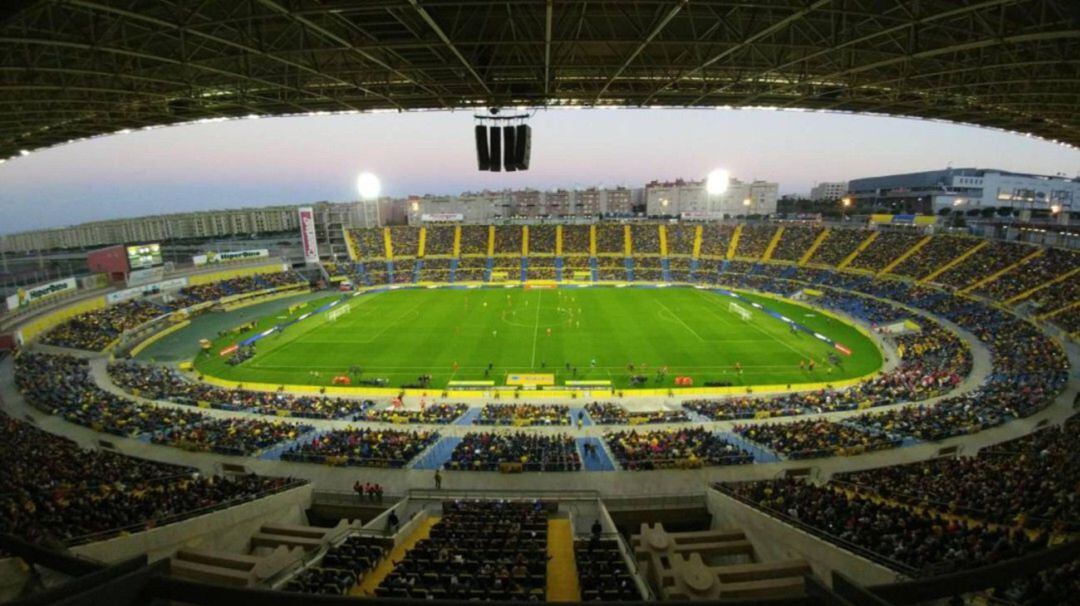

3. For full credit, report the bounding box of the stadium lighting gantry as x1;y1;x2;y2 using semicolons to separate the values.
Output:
706;170;729;196
356;172;381;201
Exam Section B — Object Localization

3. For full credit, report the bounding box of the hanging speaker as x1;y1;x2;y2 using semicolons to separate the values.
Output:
515;124;531;171
475;125;490;171
489;125;502;172
503;126;517;172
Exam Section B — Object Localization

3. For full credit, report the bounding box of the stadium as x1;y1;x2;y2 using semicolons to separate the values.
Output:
0;2;1078;606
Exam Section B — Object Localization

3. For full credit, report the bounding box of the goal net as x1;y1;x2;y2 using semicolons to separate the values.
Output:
728;302;751;322
327;303;351;322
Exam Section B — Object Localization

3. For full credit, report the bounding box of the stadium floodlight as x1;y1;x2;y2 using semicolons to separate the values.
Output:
706;169;729;195
1051;204;1062;215
356;172;381;200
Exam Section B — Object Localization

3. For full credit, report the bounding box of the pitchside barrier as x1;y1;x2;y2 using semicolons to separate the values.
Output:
183;281;887;399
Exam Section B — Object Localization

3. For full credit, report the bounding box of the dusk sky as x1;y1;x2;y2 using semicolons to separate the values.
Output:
1;108;1078;234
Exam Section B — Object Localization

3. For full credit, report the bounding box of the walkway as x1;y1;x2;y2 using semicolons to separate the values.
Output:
453;407;482;425
258;428;321;461
719;431;781;463
412;437;461;470
352;515;440;596
577;437;617;471
545;518;581;602
567;407;593;426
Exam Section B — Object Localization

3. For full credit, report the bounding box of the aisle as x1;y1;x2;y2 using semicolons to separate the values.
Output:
352;515;439;596
545;518;581;602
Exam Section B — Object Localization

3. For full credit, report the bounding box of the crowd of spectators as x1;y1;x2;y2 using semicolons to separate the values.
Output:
630;224;660;254
889;235;979;279
350;228;384;259
561;225;591;254
667;257;694;282
734;225;778;259
16;353;208;437
526;258;558;280
455;257;487;282
107;361;374;419
459;226;489;255
0;409;300;546
575;537;640;601
494;225;523;255
528;225;556;254
284;536;386;596
665;224;696;256
376;500;551;599
362;260;389;285
389;226;419;257
834;415;1078;531
1047;305;1080;335
733;419;900;459
719;478;1048;575
849;230;923;272
595;224;625;254
282;427;439;467
446;432;581;471
771;225;823;262
632;258;664;282
177;271;303;304
361;403;468;424
391;259;417;284
698;224;735;257
476;404;571;426
933;240;1033;289
562;255;591;272
1026;271;1079;317
419;258;454;282
604;427;752;469
597;259;626;281
323;261;359;282
41;300;169;350
808;228;868;267
584;402;689;425
988;560;1080;605
683;321;969;422
423;225;456;256
815;291;906;324
153;417;313;456
976;247;1080;302
40;271;305;351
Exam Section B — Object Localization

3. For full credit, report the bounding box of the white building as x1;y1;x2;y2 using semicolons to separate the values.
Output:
810;181;848;201
645;178;779;217
848;168;1079;215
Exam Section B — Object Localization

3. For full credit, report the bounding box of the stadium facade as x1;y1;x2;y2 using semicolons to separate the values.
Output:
848;168;1080;215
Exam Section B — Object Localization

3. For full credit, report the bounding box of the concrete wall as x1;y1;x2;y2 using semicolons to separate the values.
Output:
0;483;311;600
70;483;313;563
705;488;900;587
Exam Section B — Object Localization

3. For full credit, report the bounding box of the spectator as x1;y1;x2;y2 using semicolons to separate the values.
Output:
604;427;753;469
446;432;581;471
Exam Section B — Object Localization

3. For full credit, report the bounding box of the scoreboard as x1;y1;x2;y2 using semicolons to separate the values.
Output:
126;243;162;270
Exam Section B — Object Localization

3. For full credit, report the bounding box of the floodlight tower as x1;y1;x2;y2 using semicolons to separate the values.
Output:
354;171;382;227
706;169;729;216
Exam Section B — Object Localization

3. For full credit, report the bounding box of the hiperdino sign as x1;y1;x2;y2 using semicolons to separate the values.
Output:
5;277;77;311
193;249;270;266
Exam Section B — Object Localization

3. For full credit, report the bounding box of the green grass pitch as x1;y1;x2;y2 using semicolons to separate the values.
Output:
193;286;883;390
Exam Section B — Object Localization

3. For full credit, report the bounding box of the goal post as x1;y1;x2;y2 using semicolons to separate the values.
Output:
327;303;351;322
728;301;751;322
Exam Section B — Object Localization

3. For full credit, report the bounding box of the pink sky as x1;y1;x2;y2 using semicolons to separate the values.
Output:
0;108;1077;233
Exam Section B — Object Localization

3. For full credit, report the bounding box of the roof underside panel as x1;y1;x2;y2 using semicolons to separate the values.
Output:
0;0;1077;157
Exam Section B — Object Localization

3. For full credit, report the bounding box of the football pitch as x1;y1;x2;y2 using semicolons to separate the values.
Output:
193;286;883;390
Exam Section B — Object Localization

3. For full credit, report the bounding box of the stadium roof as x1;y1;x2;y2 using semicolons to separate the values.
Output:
1;0;1078;159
